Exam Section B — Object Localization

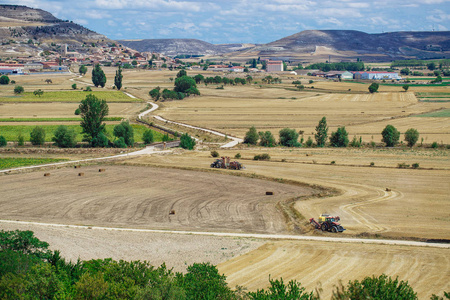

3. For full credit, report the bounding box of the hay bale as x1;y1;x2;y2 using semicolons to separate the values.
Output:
385;188;391;192
44;173;50;177
78;172;84;176
266;191;274;195
169;210;175;215
74;165;81;169
99;169;105;172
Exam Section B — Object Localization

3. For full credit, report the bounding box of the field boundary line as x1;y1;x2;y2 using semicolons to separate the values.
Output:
0;219;448;249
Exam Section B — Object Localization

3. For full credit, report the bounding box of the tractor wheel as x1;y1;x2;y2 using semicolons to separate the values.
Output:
321;223;327;231
331;226;338;233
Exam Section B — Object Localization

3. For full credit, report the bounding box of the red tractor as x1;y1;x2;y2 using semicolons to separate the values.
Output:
310;214;345;233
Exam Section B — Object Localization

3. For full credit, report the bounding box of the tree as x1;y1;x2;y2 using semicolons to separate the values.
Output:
149;87;161;101
259;131;276;147
332;274;417;300
404;128;419;147
279;128;300;147
92;64;106;87
30;126;46;146
180;133;195;150
193;74;204;84
0;75;10;85
71;83;77;90
381;124;400;147
113;121;134;147
400;68;410;75
176;69;187;78
14;85;24;94
427;62;436;70
143;130;154;144
248;277;315;300
330;126;349;147
33;89;43;97
114;65;123;90
314;117;328;147
244;126;259;145
79;65;87;75
174;76;198;95
368;82;379;93
52;125;77;148
402;84;409;92
0;135;6;147
79;94;109;146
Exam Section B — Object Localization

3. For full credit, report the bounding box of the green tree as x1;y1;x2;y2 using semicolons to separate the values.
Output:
143;130;154;144
114;137;127;148
91;132;109;148
149;87;161;101
180;133;195;150
33;89;43;97
244;126;259;145
368;82;379;93
402;84;409;92
279;128;300;147
332;274;417;300
30;126;46;146
0;230;51;260
381;124;400;147
79;65;87;75
248;277;315;300
14;85;24;94
0;135;6;147
79;94;109;146
0;75;10;85
114;65;123;90
113;121;134;147
71;83;77;89
194;74;204;84
174;76;198;95
259;131;276;147
330;126;349;147
400;68;410;75
404;128;419;147
52;125;77;148
314;117;328;147
176;69;187;78
92;64;106;87
427;62;436;70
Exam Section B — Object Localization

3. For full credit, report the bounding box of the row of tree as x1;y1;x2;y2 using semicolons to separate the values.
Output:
244;118;421;148
149;70;200;101
0;230;447;299
79;64;124;90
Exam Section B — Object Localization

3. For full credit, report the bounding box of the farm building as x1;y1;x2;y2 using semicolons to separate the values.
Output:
266;60;283;72
353;71;401;80
324;71;354;80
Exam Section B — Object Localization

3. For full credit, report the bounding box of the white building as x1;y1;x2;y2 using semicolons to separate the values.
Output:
266;60;283;72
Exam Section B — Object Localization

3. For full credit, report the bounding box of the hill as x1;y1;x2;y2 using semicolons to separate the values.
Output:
118;38;254;56
0;5;108;57
226;30;450;62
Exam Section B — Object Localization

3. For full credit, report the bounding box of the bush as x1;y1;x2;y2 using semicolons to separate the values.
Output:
10;80;15;84
305;136;314;147
91;132;109;148
0;75;10;84
0;135;6;147
397;162;410;169
30;126;46;146
142;130;154;144
180;133;196;150
350;136;362;147
234;153;241;159
314;117;328;147
382;125;400;147
330;126;349;147
412;163;419;169
52;125;77;148
259;131;276;147
71;83;77;90
74;108;81;115
113;121;134;147
309;79;314;84
114;137;127;148
13;85;24;94
404;128;419;147
254;153;270;161
330;161;336;165
279;128;300;147
368;82;379;93
17;133;24;146
370;162;375;167
431;141;439;149
211;150;219;157
244;126;259;145
84;86;92;92
248;277;314;300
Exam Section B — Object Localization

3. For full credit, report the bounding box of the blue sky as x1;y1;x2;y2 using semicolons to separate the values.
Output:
3;0;450;44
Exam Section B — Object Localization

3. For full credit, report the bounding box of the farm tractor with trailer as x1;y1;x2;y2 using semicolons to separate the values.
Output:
310;214;346;233
211;156;244;170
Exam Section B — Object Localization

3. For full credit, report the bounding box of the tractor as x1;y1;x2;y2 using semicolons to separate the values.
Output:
211;157;244;170
309;214;345;233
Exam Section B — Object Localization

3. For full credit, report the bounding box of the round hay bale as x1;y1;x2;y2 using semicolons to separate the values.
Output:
78;172;84;176
385;188;391;192
266;191;274;195
99;169;105;172
169;210;175;215
44;173;50;177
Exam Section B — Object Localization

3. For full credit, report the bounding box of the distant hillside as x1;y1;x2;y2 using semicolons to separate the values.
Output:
228;30;450;62
0;5;108;47
118;38;254;56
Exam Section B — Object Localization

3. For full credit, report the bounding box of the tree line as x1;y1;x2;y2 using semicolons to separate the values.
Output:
305;62;365;72
244;117;422;148
0;230;447;299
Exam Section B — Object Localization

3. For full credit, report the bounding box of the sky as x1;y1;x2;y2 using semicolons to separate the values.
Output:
3;0;450;44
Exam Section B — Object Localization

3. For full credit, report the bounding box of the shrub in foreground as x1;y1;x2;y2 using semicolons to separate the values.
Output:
30;126;46;146
382;125;400;147
52;125;77;148
180;133;195;150
254;153;270;161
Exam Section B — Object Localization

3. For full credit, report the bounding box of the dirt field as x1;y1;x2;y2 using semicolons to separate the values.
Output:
0;165;316;234
218;240;450;300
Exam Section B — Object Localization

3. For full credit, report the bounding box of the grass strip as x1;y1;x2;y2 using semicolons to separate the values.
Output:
0;91;141;103
0;117;122;122
0;157;67;170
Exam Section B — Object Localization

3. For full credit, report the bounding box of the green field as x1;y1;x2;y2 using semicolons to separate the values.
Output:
0;124;165;143
0;91;141;103
0;157;67;170
414;109;450;117
0;117;122;122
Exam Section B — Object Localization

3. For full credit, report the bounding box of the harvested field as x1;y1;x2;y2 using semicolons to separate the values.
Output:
0;165;317;233
0;91;138;103
218;240;450;300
